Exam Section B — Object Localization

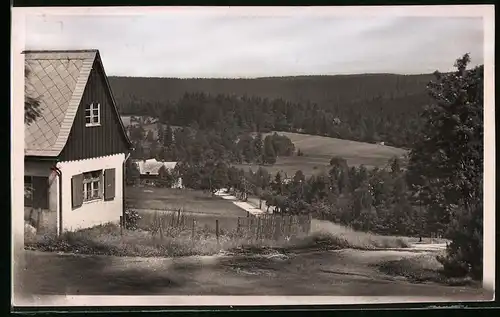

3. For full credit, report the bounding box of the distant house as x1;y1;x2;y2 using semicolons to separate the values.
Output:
135;158;183;188
24;49;133;235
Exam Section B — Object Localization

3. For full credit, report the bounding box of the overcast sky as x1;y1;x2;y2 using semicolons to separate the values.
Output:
24;11;484;78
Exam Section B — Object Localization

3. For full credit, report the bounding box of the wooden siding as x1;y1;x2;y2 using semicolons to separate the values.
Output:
59;58;129;161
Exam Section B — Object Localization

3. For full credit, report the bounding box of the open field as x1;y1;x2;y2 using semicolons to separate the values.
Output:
126;186;249;232
237;131;408;176
126;186;247;217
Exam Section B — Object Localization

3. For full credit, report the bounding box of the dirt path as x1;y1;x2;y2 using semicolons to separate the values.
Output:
214;189;280;216
17;248;489;299
214;190;268;216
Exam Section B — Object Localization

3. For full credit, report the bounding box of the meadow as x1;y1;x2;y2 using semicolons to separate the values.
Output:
125;186;248;232
126;186;247;216
238;131;408;176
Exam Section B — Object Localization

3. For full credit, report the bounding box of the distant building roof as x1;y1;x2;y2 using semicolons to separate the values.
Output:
121;116;131;127
23;49;131;157
136;158;178;175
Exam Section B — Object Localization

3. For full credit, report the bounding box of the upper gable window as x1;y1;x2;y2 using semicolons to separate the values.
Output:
85;102;100;127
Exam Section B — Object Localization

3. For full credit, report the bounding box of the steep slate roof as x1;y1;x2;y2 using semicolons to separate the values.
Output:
136;159;178;176
23;49;132;157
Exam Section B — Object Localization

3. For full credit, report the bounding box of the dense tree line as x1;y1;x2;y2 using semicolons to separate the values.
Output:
166;154;420;237
109;74;434;109
127;122;295;166
111;74;435;148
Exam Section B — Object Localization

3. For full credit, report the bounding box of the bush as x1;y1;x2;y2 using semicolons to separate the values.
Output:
124;208;142;230
436;203;483;280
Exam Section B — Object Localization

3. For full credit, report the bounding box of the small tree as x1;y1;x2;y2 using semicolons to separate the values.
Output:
24;66;42;125
163;125;174;147
263;135;277;165
146;130;155;143
125;160;140;185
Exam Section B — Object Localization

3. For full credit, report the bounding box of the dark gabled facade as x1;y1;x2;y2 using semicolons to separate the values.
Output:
24;49;132;161
59;56;131;161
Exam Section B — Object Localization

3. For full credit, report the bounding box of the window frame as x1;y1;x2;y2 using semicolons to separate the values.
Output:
85;102;101;127
82;170;103;203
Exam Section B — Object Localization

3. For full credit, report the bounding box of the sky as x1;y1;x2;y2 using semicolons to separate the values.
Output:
24;9;485;78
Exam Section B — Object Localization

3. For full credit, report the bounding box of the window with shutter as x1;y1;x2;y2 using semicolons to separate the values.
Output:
104;168;116;201
72;174;84;208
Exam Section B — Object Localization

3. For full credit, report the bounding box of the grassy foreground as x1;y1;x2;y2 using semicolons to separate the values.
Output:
25;218;410;258
374;254;479;287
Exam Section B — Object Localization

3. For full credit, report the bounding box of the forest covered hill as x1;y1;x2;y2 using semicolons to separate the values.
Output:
109;73;436;148
109;74;434;107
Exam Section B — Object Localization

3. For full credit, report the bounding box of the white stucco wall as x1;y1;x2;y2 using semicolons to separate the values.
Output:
58;153;125;232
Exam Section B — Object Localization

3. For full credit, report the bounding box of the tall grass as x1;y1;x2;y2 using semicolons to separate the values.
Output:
310;219;410;249
25;217;411;258
25;223;311;257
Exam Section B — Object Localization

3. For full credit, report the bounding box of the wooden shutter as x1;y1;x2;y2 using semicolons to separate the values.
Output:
32;176;49;209
104;168;116;201
72;174;84;208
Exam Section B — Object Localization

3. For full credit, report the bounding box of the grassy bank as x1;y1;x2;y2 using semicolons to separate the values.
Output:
310;219;410;249
25;217;410;258
374;254;479;287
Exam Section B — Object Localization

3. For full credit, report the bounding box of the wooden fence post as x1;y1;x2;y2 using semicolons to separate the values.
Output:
308;213;312;234
159;215;164;241
177;208;181;227
216;219;220;246
281;216;286;241
237;217;241;235
191;219;196;242
35;208;41;232
288;215;293;239
119;216;123;236
247;211;249;218
257;217;261;241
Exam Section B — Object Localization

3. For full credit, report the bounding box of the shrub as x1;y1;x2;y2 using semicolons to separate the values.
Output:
124;208;142;230
436;202;483;280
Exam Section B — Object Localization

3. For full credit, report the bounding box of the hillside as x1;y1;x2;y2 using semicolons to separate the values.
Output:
109;74;434;107
109;74;434;149
239;131;407;177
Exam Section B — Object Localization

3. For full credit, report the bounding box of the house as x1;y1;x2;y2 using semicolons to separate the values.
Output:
135;158;183;188
24;49;133;235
